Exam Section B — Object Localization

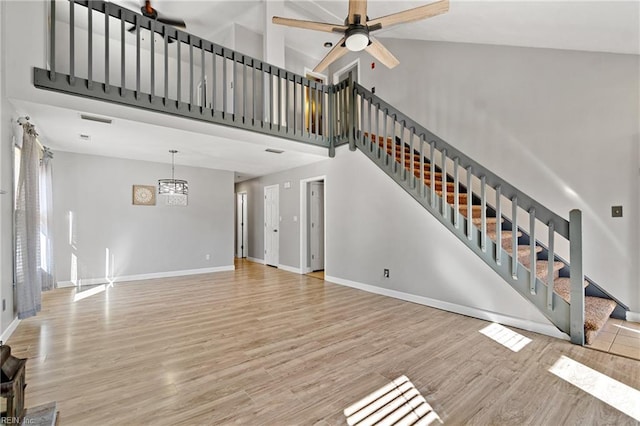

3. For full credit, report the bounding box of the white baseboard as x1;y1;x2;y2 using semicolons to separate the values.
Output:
247;257;265;264
0;316;20;344
56;265;235;288
626;311;640;323
325;275;570;341
278;264;302;274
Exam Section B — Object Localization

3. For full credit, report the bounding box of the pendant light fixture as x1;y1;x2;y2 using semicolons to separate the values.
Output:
158;150;188;205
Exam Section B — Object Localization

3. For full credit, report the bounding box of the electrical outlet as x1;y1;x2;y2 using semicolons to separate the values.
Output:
384;269;390;278
611;206;623;218
205;254;210;260
2;299;5;311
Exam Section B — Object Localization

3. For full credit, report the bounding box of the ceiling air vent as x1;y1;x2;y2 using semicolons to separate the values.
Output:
80;114;112;124
79;134;91;141
265;148;284;154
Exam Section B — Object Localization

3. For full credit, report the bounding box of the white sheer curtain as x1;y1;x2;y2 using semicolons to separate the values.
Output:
40;147;55;291
15;123;42;319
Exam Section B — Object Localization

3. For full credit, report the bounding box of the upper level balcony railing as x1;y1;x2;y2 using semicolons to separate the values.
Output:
34;0;356;154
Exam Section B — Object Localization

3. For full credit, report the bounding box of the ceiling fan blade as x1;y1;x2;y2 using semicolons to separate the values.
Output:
348;0;367;25
314;37;349;73
272;17;347;33
157;17;186;29
368;0;449;30
366;37;399;69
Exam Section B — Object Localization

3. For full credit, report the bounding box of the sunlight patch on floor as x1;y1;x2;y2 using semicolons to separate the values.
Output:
343;375;442;426
479;323;532;352
549;355;640;421
614;324;640;335
73;284;106;302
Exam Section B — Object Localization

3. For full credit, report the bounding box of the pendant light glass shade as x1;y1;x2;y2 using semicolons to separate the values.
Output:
158;150;188;205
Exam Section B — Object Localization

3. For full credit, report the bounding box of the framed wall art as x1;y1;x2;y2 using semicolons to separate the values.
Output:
132;185;156;206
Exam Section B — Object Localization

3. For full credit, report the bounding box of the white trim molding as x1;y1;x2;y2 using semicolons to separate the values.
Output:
626;311;640;323
247;257;265;264
1;317;20;344
278;264;302;274
56;265;235;288
325;275;570;341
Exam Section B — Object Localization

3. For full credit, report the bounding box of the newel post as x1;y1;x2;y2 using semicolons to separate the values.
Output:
569;209;585;345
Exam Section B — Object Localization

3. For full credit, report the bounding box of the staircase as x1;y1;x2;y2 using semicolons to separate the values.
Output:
365;134;617;344
35;0;628;346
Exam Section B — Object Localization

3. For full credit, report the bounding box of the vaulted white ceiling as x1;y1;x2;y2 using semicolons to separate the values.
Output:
19;0;640;181
118;0;640;59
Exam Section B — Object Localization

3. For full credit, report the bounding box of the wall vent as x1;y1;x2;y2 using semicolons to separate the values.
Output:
80;114;112;124
265;148;284;154
79;134;91;141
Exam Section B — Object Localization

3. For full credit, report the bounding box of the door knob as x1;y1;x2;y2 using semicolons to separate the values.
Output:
274;229;278;232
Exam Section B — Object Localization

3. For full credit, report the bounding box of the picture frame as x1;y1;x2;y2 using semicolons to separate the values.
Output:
132;185;156;206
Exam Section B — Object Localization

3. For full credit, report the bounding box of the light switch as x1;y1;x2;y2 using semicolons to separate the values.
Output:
293;216;297;222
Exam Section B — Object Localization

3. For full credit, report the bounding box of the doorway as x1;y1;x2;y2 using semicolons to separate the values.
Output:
333;59;360;137
236;192;248;258
300;176;326;276
309;182;324;272
264;184;279;267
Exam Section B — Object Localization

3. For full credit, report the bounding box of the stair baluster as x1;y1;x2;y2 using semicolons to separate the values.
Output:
529;208;537;294
495;185;502;265
453;157;460;228
511;196;518;278
480;176;487;252
441;149;447;218
547;222;555;310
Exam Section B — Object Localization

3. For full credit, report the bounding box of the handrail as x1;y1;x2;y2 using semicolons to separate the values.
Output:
353;83;570;238
352;82;585;344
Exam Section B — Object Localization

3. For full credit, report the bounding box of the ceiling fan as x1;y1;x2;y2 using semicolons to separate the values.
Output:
272;0;449;73
124;0;187;41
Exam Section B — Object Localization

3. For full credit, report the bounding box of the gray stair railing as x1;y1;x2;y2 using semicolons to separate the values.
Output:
36;0;337;149
352;82;585;344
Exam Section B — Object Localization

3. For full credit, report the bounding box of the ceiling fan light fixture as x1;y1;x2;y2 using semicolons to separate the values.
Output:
345;27;369;52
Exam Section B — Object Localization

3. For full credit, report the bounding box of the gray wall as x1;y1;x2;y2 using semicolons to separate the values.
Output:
53;152;234;283
236;146;554;325
0;0;16;335
328;39;640;312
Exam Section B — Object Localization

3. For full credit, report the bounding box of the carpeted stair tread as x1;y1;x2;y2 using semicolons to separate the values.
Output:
487;230;522;241
520;259;564;281
413;170;442;178
502;238;539;253
472;217;501;226
553;277;590;304
460;206;485;218
584;297;617;344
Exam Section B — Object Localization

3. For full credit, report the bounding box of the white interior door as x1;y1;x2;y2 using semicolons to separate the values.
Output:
236;193;248;258
309;182;324;271
264;185;279;266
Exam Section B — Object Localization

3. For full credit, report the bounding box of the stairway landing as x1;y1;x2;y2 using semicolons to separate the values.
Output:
586;318;640;360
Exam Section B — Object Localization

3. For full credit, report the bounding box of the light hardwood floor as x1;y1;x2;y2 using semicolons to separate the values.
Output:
6;260;640;425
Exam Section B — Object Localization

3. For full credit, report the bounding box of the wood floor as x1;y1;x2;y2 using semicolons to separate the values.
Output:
6;260;640;425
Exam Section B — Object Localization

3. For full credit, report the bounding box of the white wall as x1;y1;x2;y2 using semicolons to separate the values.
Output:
53;151;234;284
328;39;640;313
236;147;562;334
